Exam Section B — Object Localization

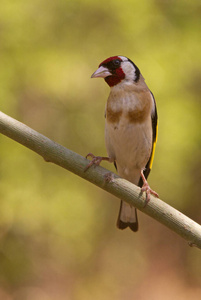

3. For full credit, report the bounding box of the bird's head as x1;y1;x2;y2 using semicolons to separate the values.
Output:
91;56;141;87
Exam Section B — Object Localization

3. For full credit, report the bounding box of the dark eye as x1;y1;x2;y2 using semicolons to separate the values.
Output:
112;59;121;67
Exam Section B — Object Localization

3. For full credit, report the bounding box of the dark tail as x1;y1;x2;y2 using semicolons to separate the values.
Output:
116;200;138;232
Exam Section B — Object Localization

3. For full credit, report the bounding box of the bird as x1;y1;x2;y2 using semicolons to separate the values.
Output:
86;55;158;232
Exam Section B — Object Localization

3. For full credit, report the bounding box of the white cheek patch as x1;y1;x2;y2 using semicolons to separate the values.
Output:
118;56;128;62
121;61;137;82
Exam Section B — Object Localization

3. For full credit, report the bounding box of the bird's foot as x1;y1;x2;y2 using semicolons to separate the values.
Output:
84;153;111;171
141;170;159;207
141;183;159;206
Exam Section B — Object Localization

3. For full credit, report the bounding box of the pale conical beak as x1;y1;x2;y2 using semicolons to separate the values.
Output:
91;66;112;78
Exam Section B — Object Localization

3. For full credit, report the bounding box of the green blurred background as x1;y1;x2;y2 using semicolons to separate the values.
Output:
0;0;201;299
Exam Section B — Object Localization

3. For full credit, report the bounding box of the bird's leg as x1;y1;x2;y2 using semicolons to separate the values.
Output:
84;153;113;171
140;170;159;206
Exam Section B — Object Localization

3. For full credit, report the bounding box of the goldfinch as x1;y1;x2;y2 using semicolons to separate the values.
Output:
86;56;158;232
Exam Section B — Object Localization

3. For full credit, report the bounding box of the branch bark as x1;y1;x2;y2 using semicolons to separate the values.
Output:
0;111;200;248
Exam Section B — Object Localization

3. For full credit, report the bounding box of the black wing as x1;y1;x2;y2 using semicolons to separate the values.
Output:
138;91;158;187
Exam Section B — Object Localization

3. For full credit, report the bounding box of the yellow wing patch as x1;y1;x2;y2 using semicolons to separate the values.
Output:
149;122;158;170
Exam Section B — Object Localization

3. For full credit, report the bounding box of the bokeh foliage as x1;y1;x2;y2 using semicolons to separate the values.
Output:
0;0;201;299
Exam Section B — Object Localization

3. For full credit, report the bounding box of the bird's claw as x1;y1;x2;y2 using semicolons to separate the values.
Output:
140;169;159;207
85;153;104;171
141;182;159;207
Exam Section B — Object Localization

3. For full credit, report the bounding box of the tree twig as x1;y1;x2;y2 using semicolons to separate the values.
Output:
0;111;200;249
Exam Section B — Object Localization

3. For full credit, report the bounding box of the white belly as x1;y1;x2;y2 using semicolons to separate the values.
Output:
105;115;152;184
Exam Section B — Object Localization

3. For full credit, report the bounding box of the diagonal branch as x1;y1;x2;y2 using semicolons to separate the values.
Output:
0;111;200;249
